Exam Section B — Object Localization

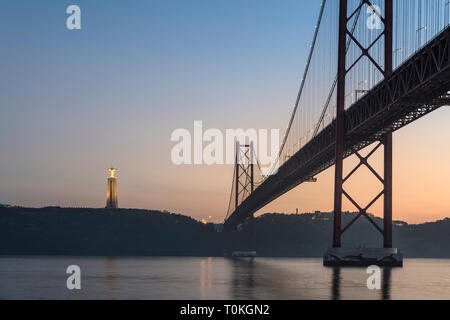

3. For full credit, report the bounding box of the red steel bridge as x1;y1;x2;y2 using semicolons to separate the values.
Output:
223;0;450;259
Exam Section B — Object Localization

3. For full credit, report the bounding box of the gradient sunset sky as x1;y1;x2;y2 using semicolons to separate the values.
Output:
1;0;450;224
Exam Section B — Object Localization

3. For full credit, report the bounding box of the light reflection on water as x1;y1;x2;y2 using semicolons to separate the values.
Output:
0;257;449;300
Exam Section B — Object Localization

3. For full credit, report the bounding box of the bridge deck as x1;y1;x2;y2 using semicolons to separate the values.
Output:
225;26;450;229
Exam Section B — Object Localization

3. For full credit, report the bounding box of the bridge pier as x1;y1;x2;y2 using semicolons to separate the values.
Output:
327;0;401;266
230;215;257;258
227;221;257;258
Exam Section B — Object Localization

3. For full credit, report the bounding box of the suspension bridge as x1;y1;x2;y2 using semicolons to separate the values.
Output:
223;0;450;266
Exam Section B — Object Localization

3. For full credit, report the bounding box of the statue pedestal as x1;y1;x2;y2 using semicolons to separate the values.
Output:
106;177;118;208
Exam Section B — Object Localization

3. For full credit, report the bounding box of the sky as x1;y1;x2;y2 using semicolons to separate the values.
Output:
1;0;450;224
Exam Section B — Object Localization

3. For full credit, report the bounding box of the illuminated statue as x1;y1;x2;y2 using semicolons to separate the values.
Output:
108;167;118;179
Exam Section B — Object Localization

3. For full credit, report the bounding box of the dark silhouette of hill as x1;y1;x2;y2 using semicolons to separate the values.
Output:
1;206;450;258
0;206;221;256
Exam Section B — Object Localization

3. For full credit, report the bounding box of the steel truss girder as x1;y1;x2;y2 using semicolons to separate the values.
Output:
225;27;450;230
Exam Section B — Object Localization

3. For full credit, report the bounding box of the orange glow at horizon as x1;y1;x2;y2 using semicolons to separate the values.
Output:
145;107;450;226
251;108;450;225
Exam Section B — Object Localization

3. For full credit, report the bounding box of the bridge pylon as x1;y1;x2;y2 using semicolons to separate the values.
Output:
225;142;257;258
326;0;402;266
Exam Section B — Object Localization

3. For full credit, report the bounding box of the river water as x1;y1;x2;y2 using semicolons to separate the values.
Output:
0;256;449;300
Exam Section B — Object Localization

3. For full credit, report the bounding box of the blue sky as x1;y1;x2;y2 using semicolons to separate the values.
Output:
2;1;450;224
0;1;319;215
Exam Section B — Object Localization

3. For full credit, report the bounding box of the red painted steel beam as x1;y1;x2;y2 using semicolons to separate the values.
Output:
333;0;347;248
384;0;393;248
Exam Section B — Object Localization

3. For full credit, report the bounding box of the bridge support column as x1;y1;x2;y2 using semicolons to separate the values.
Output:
326;0;401;266
228;142;257;258
332;0;347;248
383;0;393;249
383;133;393;249
334;0;395;248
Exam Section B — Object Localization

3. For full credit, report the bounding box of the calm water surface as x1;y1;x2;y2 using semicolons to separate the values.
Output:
0;257;449;300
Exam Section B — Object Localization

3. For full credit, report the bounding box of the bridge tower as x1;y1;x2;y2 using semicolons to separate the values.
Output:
227;142;256;258
326;0;402;266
